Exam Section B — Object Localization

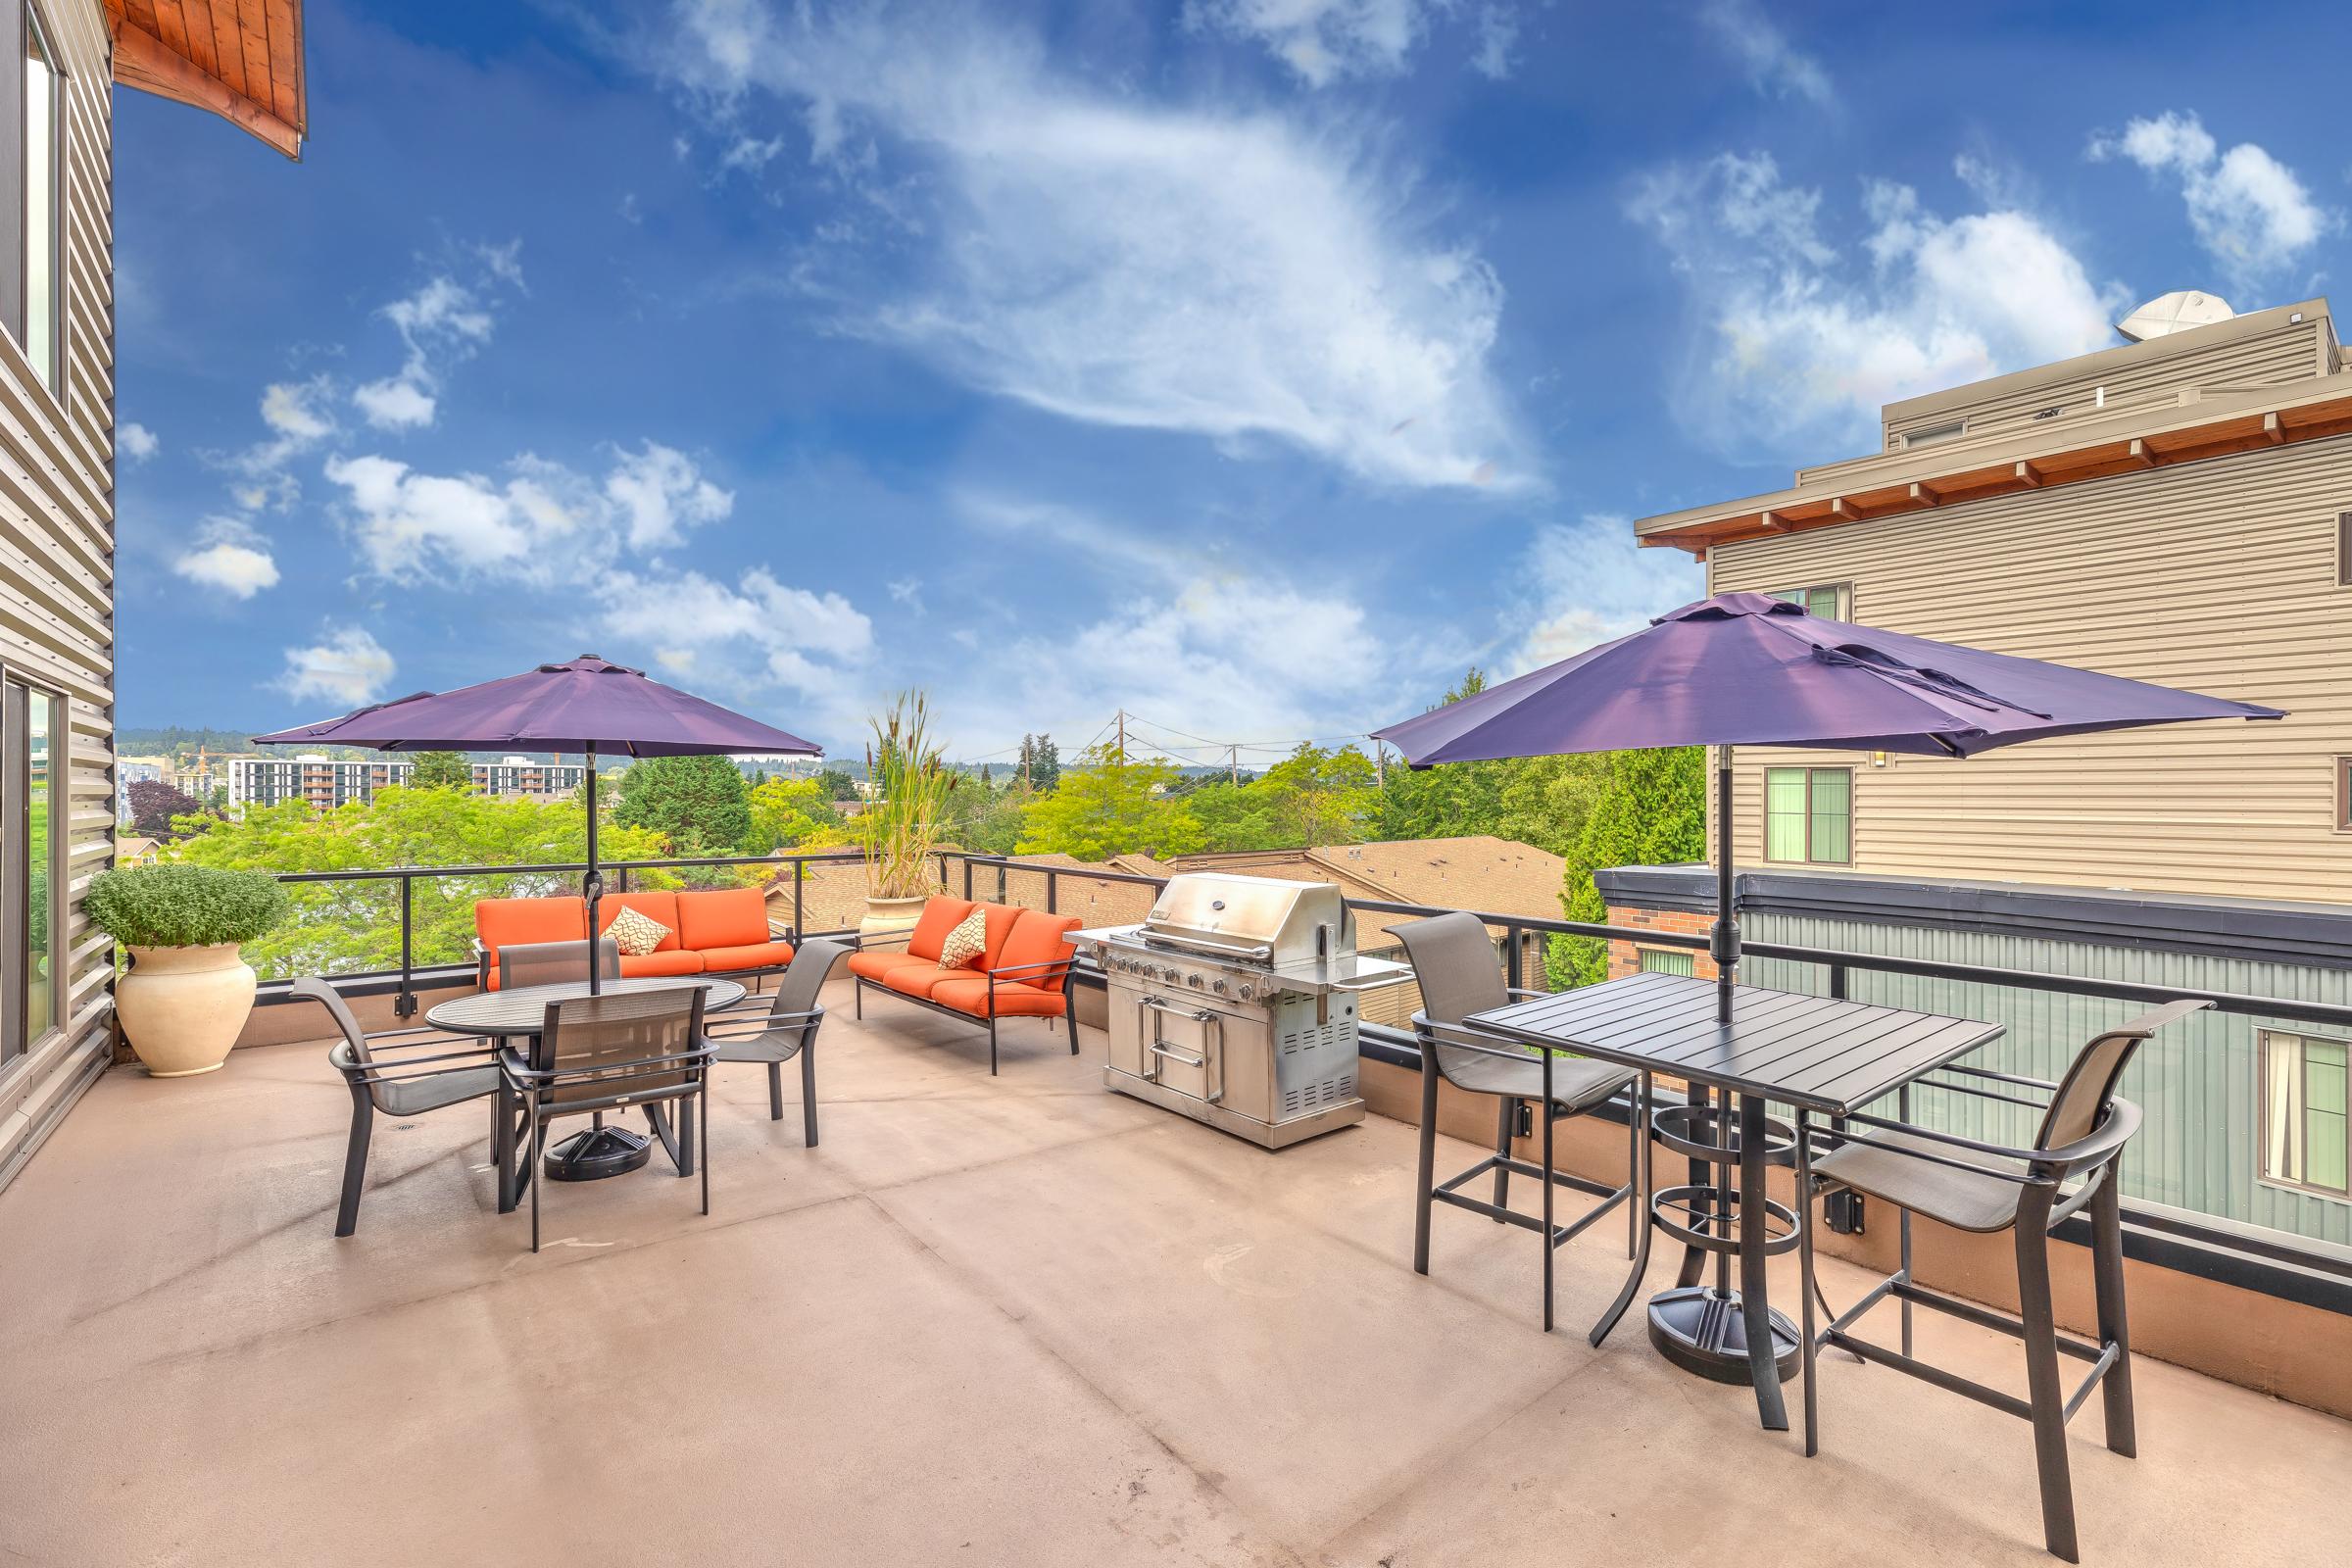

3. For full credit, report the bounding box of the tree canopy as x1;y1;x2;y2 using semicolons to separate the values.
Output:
610;756;754;854
127;778;205;840
407;751;471;790
1015;745;1202;860
1545;747;1707;988
747;776;847;852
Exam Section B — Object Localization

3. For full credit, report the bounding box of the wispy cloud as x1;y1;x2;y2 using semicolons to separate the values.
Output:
1697;0;1833;107
120;421;159;462
276;627;397;709
1511;514;1702;674
2087;111;2337;293
657;0;1527;492
1630;151;2124;456
353;252;523;431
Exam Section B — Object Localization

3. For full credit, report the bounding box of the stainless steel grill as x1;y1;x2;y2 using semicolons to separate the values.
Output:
1071;872;1413;1149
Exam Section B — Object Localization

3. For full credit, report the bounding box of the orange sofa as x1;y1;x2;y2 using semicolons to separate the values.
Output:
474;888;796;989
846;896;1081;1074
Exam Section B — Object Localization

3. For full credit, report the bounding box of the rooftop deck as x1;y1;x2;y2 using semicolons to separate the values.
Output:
2;977;2342;1564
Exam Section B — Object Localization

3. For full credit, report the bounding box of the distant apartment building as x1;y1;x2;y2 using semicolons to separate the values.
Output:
1613;295;2352;1247
473;757;586;798
115;757;167;821
230;756;413;812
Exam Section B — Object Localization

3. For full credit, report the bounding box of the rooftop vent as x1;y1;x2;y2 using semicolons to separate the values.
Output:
2116;290;2233;343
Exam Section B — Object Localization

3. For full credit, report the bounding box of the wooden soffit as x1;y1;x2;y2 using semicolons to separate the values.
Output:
106;1;305;160
1638;382;2352;559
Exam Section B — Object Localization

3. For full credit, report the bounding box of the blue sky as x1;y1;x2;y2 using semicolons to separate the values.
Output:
114;0;2352;766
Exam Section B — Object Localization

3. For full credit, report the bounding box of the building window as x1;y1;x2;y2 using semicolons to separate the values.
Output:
1772;583;1849;619
1903;417;1966;448
2262;1030;2349;1200
1764;766;1851;864
11;2;62;393
1638;947;1696;977
2339;512;2351;587
3;675;63;1066
2339;757;2352;832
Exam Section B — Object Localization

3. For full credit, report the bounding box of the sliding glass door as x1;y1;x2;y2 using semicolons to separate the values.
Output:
2;675;63;1069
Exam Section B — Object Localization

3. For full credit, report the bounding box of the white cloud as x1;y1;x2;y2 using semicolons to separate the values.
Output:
325;453;586;583
172;517;280;601
1630;151;2125;455
276;627;396;709
1698;0;1833;107
662;1;1524;491
719;133;785;173
352;377;437;430
119;421;159;462
220;377;336;505
1185;0;1429;86
262;380;335;441
2088;111;2336;290
1512;514;1704;674
1468;4;1517;80
603;441;734;550
887;576;923;613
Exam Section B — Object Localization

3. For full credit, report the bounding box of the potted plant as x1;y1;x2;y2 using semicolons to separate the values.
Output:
87;863;289;1077
858;692;958;937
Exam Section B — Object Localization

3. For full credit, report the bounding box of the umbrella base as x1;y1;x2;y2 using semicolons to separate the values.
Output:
544;1125;653;1182
1646;1286;1800;1384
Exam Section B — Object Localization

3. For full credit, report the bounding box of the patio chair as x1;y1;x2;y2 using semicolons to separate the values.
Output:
497;988;717;1252
299;975;500;1239
1796;998;2213;1563
705;939;850;1147
496;936;619;990
1396;912;1645;1334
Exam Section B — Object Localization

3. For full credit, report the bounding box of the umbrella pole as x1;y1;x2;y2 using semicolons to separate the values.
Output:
584;741;602;996
1712;747;1737;1023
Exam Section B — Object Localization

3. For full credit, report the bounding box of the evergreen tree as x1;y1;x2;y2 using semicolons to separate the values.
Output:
610;755;756;854
1545;747;1707;988
407;750;472;790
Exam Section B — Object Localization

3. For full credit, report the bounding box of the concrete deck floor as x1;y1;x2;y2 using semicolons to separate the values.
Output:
1;974;2341;1566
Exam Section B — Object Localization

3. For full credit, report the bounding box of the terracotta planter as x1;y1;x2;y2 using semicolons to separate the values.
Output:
859;894;927;940
117;944;257;1078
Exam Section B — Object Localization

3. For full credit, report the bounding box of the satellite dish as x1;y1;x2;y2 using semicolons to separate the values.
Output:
2116;290;2234;343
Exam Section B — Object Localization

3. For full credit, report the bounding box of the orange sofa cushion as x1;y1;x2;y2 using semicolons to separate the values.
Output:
929;976;1067;1018
994;909;1080;990
675;888;771;952
848;950;931;986
884;964;961;1001
906;898;976;962
699;940;796;974
476;897;589;989
618;950;705;979
595;892;682;953
973;904;1026;970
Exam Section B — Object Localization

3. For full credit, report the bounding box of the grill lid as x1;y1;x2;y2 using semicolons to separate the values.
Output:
1141;872;1351;967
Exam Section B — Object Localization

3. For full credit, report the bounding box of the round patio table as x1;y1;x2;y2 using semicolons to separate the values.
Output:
429;976;746;1182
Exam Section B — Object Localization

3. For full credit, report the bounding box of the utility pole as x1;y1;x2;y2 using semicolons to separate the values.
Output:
1374;740;1385;789
1229;745;1240;785
1116;710;1126;763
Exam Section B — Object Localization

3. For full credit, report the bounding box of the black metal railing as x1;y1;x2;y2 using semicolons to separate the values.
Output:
250;846;2352;1304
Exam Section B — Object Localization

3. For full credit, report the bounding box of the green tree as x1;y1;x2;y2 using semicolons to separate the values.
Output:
611;755;755;854
813;766;858;803
1253;743;1378;846
1184;778;1284;851
166;786;672;981
127;778;204;840
408;750;472;790
1372;669;1609;857
1017;733;1062;792
1545;747;1707;989
1015;745;1202;859
747;776;846;851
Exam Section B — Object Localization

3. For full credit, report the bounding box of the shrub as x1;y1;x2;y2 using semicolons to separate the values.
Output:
85;864;290;949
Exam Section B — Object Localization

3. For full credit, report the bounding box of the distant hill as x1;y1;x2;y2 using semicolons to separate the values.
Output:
118;725;270;756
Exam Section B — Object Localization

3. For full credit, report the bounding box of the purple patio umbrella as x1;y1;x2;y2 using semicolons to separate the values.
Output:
1372;593;2282;1020
255;654;822;993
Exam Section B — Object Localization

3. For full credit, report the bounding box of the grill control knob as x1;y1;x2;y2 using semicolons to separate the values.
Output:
1212;979;1228;994
1188;973;1203;988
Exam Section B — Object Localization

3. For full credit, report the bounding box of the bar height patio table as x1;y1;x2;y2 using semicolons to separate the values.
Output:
1467;969;2001;1432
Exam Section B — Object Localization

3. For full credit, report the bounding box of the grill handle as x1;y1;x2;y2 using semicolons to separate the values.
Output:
1140;929;1274;964
1136;997;1225;1103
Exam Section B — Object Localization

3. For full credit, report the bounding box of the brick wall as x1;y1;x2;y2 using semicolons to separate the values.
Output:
1603;903;1716;981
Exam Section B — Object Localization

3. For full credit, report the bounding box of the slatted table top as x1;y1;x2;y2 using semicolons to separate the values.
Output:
1465;971;2003;1116
426;977;749;1038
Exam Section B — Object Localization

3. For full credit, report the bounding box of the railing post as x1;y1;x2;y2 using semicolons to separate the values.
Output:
794;859;806;940
395;871;416;1017
1505;922;1524;991
1046;870;1057;914
615;865;630;894
962;857;973;899
1828;962;1846;1001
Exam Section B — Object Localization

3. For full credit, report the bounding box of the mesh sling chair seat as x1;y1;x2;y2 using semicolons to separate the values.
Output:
1794;998;2213;1564
704;939;851;1147
497;936;619;992
1396;911;1645;1335
299;975;503;1238
497;988;716;1252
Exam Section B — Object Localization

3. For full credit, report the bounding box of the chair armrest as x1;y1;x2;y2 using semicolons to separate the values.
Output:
1504;986;1549;1000
982;957;1070;982
1410;1012;1549;1065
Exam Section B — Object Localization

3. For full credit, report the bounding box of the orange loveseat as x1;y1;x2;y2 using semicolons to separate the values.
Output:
846;896;1081;1074
473;888;797;990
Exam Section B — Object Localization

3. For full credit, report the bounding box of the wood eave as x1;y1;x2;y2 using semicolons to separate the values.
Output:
1640;388;2352;559
106;1;304;161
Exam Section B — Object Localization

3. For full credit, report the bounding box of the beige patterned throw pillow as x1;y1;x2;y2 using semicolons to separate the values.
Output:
937;907;989;970
607;905;670;957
